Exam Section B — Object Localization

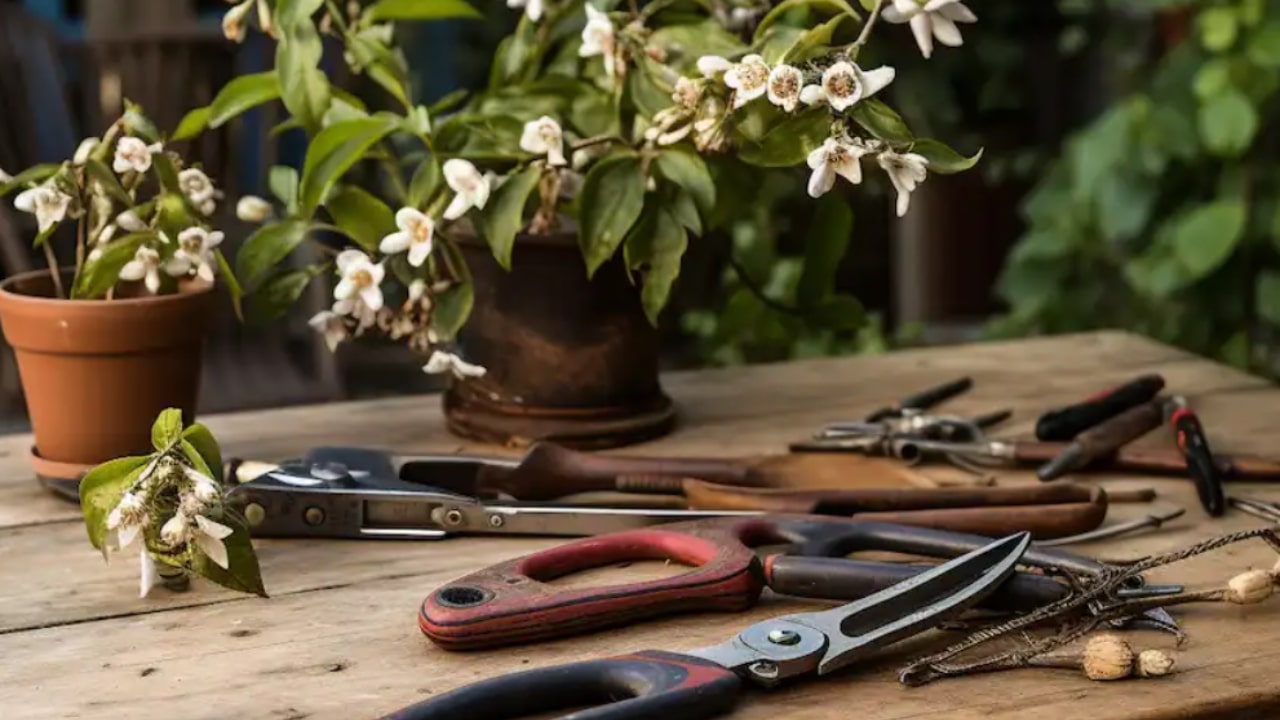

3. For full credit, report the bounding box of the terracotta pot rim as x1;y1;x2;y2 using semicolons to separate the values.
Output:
0;267;215;308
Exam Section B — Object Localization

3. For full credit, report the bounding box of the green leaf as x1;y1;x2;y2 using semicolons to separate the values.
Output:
654;149;715;215
326;185;395;253
277;0;324;25
850;99;914;145
1192;58;1231;100
192;522;268;597
1247;24;1280;68
808;294;865;331
475;165;540;270
911;139;982;175
180;439;215;480
152;408;185;451
72;232;150;299
182;423;224;483
298;114;400;215
1198;88;1258;156
208;72;282;128
856;0;877;10
365;0;481;20
429;88;470;116
737;108;830;167
628;56;675;118
431;239;473;340
758;26;806;64
754;0;859;42
277;18;331;135
798;195;852;308
580;154;647;277
236;219;311;286
246;265;324;323
782;14;850;62
0;163;60;196
83;159;132;205
1199;7;1239;51
648;21;746;68
669;188;702;235
1257;271;1280;326
407;159;441;209
269;166;301;213
79;455;153;552
172;106;211;142
626;207;688;325
1172;201;1247;280
215;249;245;323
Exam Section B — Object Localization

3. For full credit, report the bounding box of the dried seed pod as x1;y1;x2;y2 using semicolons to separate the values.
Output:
1082;634;1135;680
1226;569;1274;605
1136;650;1176;678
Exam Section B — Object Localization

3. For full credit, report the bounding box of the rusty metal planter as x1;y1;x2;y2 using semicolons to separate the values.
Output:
443;230;676;449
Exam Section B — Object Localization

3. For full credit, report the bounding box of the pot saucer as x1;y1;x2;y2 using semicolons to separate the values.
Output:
29;447;90;503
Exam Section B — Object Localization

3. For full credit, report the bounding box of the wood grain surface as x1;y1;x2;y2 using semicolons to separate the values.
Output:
4;331;1280;720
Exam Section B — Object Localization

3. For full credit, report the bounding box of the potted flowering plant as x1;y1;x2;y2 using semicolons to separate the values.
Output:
185;0;979;447
0;104;240;493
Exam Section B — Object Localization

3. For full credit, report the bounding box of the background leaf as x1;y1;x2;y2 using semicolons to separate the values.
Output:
1198;88;1258;157
407;159;441;208
215;250;245;322
247;265;325;323
299;115;400;214
431;239;474;340
754;0;859;42
365;0;481;20
151;408;184;451
737;108;830;167
171;107;211;142
1173;200;1246;280
1257;271;1280;326
182;424;224;483
475;165;540;270
798;195;853;308
236;219;311;286
626;207;688;325
71;233;150;299
580;154;646;277
277;18;331;135
654;149;716;215
326;185;396;253
850;99;914;145
208;73;281;128
911;139;984;174
269;166;301;214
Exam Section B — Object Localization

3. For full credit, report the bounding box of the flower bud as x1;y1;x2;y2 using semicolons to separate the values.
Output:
117;210;147;232
1082;634;1134;681
73;138;100;165
0;167;11;184
1136;650;1175;678
236;195;273;223
222;0;253;43
160;512;191;546
1226;569;1273;604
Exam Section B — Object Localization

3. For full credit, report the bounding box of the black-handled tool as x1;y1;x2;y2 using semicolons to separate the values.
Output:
865;377;973;423
1035;374;1166;442
1165;396;1225;517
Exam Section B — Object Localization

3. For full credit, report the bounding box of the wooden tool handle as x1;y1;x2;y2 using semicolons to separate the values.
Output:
1074;400;1164;460
682;481;1097;514
854;501;1106;540
1015;442;1280;481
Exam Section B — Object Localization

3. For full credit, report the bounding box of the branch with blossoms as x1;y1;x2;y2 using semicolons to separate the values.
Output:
80;409;266;598
181;0;979;381
0;103;241;309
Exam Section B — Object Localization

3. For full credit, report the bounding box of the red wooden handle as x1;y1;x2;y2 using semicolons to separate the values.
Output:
419;517;772;651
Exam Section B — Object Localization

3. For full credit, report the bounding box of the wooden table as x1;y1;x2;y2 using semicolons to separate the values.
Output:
4;331;1280;720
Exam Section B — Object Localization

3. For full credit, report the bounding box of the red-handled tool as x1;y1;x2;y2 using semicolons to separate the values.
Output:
1165;396;1226;516
418;515;1171;651
1035;374;1166;442
386;533;1033;720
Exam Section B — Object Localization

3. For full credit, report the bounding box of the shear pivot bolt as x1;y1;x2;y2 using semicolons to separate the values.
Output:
767;629;801;646
444;509;464;525
749;661;779;680
488;514;504;528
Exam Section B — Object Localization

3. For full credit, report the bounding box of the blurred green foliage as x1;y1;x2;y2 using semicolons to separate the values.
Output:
994;0;1280;376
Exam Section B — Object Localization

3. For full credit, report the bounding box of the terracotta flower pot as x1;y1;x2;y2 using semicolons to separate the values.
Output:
0;268;215;494
443;230;676;449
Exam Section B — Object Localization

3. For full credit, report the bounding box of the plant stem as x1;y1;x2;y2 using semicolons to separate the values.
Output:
851;0;884;52
379;143;410;204
570;134;629;151
43;242;65;299
727;254;804;316
324;0;350;34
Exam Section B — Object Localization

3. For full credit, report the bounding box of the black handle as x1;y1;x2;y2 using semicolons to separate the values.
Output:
1168;404;1226;516
379;650;742;720
780;517;1120;583
766;556;1070;613
1035;374;1165;441
866;377;973;422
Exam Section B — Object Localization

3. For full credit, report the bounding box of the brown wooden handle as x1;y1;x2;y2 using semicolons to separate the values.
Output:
1015;442;1280;481
683;481;1097;514
1074;400;1164;459
854;502;1106;540
476;443;753;501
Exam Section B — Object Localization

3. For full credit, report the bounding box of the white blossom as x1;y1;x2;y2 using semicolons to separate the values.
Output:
0;167;11;184
766;64;804;112
192;514;234;570
113;136;161;174
236;195;273;223
724;54;770;109
73;138;100;165
882;0;977;59
309;310;349;352
379;208;435;268
223;0;254;42
334;249;386;311
14;185;72;233
803;62;896;112
806;137;874;198
160;511;191;546
580;4;617;79
672;77;701;110
520;116;567;166
107;492;149;554
117;209;147;232
139;550;161;598
507;0;544;22
95;223;117;246
423;350;487;380
697;55;734;80
187;467;221;504
119;246;163;293
442;160;491;221
178;168;217;205
166;227;224;283
878;149;929;217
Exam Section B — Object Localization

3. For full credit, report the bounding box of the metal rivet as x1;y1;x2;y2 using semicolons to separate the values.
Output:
767;629;800;646
488;514;505;528
749;661;779;679
303;507;325;526
244;503;265;527
444;509;464;525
